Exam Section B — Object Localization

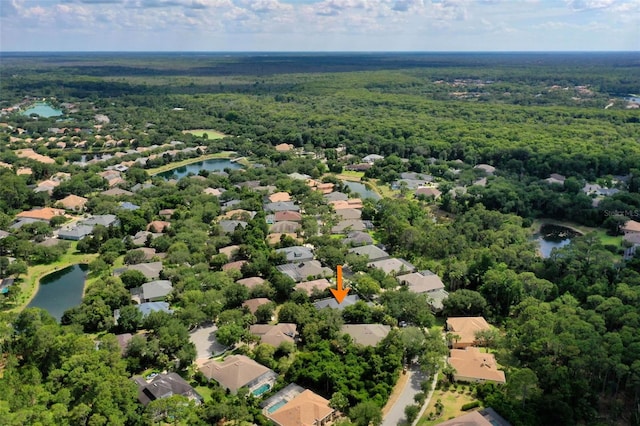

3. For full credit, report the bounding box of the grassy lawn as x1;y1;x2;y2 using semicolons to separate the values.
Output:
195;385;213;402
9;242;99;313
335;171;365;181
182;129;228;139
147;151;238;175
417;388;480;426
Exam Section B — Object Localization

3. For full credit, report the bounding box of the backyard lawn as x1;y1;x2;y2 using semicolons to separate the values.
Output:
417;387;480;426
182;129;227;139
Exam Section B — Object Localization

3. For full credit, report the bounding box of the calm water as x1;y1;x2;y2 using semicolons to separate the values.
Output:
535;224;579;258
27;264;88;322
343;181;381;200
22;103;63;118
158;158;241;179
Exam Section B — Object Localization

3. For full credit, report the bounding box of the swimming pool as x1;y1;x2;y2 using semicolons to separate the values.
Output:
252;383;271;396
267;399;287;413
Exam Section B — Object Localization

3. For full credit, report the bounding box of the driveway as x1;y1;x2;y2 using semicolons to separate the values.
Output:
382;365;427;426
189;324;227;361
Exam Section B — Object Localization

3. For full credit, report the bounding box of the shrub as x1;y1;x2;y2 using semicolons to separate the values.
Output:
461;401;481;411
414;391;426;405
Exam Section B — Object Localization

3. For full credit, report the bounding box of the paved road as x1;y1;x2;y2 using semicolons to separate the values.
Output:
382;366;427;426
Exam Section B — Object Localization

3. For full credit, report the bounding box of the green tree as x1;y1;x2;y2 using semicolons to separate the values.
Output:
349;401;382;426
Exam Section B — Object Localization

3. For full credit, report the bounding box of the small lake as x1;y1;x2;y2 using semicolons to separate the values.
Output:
626;95;640;103
27;264;88;322
534;224;580;258
22;103;63;118
158;158;242;179
343;180;381;200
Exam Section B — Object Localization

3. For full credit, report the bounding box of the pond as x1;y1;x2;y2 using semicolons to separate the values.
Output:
534;224;580;258
27;264;88;322
158;158;242;179
342;180;381;200
22;103;63;118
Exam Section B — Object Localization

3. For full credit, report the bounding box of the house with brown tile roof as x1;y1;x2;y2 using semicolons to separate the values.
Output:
101;187;134;197
341;324;390;347
448;347;506;384
269;192;292;203
435;410;493;426
330;199;363;210
368;258;416;275
236;276;266;289
446;317;492;349
270;221;301;234
219;245;240;258
294;278;332;297
415;187;442;199
33;179;60;194
267;389;338;426
57;194;88;211
275;143;294;152
158;209;175;219
335;208;362;220
622;220;640;235
242;298;272;315
249;323;297;347
222;260;248;272
275;211;303;222
267;233;302;246
198;355;278;395
16;207;65;221
397;271;445;293
146;221;170;233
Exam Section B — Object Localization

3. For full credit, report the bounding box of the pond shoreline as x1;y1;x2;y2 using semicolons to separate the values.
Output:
148;151;239;176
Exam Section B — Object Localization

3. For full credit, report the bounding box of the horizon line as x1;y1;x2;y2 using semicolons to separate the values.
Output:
1;50;638;54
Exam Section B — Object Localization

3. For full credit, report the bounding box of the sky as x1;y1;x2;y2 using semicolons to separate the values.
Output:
1;0;638;52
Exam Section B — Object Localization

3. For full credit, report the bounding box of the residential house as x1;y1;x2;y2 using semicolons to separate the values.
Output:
114;261;163;281
131;231;161;246
219;220;248;234
274;211;302;222
446;317;492;349
314;294;367;311
345;163;372;171
270;221;301;234
275;143;294;152
324;192;349;202
58;225;94;241
204;187;225;197
119;202;140;211
101;187;134;197
33;179;60;195
0;230;9;239
448;347;506;384
545;173;566;185
266;389;339;426
622;220;640;236
295;278;332;297
397;271;445;293
115;333;133;354
368;258;416;275
348;245;389;261
342;231;373;247
335;208;362;220
242;298;272;315
56;195;88;212
249;323;298;347
277;261;333;282
82;214;119;228
158;209;175;219
147;221;170;233
236;276;266;290
198;355;278;395
136;280;173;303
133;373;203;406
276;246;314;263
474;164;496;175
341;324;390;347
222;260;248;272
362;154;384;164
0;278;15;294
288;172;311;181
267;233;302;246
264;202;300;213
222;209;257;220
268;192;292;203
436;408;510;426
136;301;173;317
415;187;442;199
331;219;367;234
218;245;240;258
16;207;65;222
330;199;363;210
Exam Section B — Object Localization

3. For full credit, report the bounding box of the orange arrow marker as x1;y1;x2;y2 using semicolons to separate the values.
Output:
330;265;350;304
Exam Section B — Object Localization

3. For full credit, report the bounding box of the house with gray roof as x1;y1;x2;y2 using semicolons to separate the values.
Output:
114;261;163;280
397;271;445;293
342;231;373;247
331;219;367;234
82;214;119;228
335;208;362;220
348;244;390;261
133;372;202;407
264;202;300;213
324;192;349;202
198;355;278;396
219;220;248;234
276;246;314;263
270;221;301;234
341;324;391;346
0;230;9;239
276;261;333;282
137;280;173;302
313;294;369;310
368;258;416;275
58;224;94;241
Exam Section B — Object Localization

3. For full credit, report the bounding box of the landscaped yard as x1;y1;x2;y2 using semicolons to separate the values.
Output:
417;387;480;426
182;129;227;139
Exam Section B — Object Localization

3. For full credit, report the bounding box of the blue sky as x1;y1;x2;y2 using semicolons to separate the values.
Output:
1;0;638;51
